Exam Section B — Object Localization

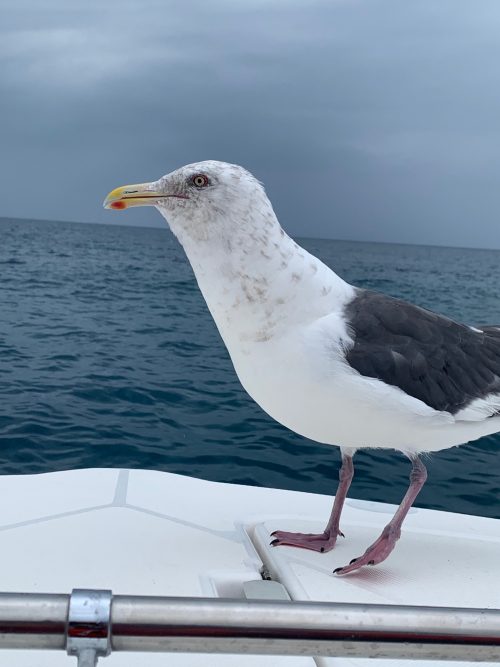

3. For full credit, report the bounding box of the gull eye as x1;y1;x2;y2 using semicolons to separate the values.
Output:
191;174;210;188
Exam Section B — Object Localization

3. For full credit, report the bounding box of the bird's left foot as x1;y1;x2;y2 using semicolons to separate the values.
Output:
333;525;399;575
270;529;343;553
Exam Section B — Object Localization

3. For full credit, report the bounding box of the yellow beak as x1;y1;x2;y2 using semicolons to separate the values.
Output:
103;182;164;210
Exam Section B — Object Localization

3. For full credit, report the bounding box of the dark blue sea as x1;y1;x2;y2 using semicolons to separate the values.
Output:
1;217;499;518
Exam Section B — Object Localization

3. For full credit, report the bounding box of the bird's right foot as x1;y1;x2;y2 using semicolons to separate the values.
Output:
270;529;343;553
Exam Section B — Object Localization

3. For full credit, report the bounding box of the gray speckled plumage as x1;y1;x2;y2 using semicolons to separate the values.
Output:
344;288;500;415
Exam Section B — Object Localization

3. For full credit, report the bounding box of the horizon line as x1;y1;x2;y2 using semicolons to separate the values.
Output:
1;214;499;254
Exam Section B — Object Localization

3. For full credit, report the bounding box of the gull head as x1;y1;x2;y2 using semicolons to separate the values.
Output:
104;160;276;244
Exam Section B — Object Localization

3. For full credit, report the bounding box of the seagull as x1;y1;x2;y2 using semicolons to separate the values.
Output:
104;161;500;575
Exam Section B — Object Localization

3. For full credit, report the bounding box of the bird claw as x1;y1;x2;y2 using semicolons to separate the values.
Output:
268;529;341;553
334;526;399;575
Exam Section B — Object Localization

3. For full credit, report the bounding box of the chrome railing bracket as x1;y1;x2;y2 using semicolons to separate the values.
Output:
66;589;112;666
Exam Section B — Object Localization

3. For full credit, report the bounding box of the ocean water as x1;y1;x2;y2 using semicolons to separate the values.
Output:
0;217;499;519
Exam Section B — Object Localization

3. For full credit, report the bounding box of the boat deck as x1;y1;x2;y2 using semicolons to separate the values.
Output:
0;468;498;666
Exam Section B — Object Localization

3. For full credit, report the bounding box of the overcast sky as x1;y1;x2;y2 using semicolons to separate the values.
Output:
2;0;500;247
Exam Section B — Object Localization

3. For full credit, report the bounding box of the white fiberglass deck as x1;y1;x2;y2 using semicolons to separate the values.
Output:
0;468;499;666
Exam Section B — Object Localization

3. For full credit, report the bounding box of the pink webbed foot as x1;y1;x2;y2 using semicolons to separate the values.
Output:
270;528;344;553
334;525;399;575
270;452;354;554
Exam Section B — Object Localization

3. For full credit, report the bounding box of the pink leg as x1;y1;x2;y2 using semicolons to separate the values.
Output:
270;452;354;553
334;457;427;575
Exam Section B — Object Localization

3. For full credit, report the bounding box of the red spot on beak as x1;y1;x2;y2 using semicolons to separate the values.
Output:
110;201;126;210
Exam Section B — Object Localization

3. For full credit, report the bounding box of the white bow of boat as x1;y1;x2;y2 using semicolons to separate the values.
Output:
0;468;499;666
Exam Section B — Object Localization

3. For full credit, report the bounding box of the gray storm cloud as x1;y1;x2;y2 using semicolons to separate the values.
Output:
2;0;500;247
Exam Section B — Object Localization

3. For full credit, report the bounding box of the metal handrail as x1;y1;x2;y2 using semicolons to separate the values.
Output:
0;590;499;662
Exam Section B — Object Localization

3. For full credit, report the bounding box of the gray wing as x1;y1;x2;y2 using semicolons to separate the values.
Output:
343;289;500;415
